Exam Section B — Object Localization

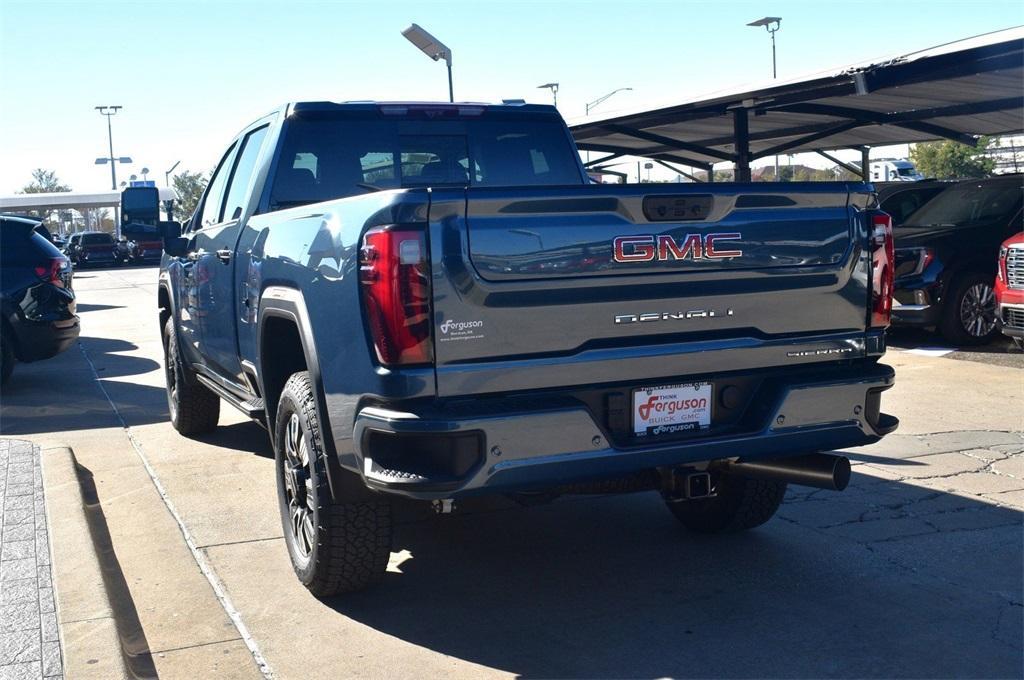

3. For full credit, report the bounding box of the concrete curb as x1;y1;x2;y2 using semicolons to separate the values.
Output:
40;446;131;680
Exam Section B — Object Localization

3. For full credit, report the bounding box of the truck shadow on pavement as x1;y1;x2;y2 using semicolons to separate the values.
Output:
326;473;1022;678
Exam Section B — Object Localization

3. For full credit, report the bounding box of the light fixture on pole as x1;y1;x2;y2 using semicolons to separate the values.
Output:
537;82;559;107
401;23;454;102
585;87;632;116
746;17;781;79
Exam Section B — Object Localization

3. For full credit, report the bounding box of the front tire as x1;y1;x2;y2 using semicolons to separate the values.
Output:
162;318;220;435
940;272;998;346
666;472;786;533
275;372;392;597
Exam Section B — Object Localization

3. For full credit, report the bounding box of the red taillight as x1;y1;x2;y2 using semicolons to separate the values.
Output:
870;212;894;328
359;226;432;366
35;257;69;288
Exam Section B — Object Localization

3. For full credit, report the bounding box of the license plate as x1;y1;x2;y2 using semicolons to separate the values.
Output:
633;382;712;438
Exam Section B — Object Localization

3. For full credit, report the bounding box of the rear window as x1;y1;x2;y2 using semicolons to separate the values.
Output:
268;114;583;210
0;223;63;263
83;233;113;245
906;181;1022;228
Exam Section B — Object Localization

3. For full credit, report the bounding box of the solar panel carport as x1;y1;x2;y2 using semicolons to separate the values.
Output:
569;27;1024;181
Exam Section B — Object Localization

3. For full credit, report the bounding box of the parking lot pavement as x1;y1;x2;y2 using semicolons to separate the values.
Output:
0;266;1021;678
888;327;1024;369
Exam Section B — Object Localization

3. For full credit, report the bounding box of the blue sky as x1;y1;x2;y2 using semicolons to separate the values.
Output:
1;0;1021;192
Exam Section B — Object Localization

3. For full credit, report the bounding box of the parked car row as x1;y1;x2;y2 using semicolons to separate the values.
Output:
59;230;160;268
0;214;80;384
884;175;1022;346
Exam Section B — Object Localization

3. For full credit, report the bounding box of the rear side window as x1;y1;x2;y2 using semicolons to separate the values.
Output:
269;114;583;210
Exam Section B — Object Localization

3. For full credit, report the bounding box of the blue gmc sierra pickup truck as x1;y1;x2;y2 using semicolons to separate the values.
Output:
158;101;898;595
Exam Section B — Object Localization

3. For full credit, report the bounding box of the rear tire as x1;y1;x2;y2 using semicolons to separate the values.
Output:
162;318;220;435
939;272;998;346
275;371;392;597
666;473;787;533
1;329;14;385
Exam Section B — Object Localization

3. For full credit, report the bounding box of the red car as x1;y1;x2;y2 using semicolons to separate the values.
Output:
996;231;1024;349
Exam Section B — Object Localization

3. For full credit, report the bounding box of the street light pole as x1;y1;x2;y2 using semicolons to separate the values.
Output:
402;24;455;102
165;161;180;187
537;83;559;107
584;87;632;164
585;87;632;116
96;106;122;191
747;17;782;181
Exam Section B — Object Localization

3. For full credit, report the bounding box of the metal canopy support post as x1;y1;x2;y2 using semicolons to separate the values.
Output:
583;153;622;168
604;124;734;162
860;147;871;181
653;159;705;182
816;150;863;177
733;108;751;182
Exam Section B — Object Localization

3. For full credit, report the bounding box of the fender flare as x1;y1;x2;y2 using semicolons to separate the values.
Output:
257;286;369;502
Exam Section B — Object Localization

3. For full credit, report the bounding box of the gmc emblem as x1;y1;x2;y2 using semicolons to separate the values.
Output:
613;233;742;263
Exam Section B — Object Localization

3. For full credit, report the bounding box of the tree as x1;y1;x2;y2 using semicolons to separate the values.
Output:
20;168;71;194
17;169;72;224
910;137;995;179
171;170;209;222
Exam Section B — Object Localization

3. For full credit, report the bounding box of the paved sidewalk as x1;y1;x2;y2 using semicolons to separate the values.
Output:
0;440;63;680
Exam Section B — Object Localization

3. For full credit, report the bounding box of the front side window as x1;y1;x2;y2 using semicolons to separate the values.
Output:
223;126;269;222
198;143;239;228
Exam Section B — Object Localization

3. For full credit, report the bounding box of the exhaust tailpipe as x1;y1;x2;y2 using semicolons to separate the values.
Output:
724;453;851;491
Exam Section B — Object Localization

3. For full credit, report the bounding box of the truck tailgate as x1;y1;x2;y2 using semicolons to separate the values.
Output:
427;183;873;397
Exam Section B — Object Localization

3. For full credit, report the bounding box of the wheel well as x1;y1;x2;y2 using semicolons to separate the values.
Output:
260;315;308;429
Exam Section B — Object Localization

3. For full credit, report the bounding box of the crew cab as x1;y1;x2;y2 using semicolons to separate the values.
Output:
158;101;898;596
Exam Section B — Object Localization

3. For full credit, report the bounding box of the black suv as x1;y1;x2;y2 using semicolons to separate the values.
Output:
0;215;79;384
893;175;1023;345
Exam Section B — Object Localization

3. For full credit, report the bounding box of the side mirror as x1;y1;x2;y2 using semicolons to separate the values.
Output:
160;220;188;257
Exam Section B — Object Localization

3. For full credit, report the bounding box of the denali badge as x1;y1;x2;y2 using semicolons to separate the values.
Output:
613;233;742;263
615;309;734;324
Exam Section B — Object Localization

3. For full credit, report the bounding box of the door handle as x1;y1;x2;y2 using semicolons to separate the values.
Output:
216;249;232;264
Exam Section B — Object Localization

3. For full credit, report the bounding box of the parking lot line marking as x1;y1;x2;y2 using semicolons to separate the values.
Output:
77;344;274;679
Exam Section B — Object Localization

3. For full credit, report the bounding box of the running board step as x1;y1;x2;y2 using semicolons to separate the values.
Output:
195;374;265;420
